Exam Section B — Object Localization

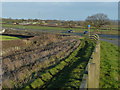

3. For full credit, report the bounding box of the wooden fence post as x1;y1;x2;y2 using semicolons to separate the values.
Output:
88;63;96;88
96;42;100;88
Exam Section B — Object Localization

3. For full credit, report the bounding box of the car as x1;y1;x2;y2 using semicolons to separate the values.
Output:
67;30;73;33
83;31;88;34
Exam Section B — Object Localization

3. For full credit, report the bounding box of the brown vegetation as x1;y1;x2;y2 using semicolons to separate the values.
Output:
2;30;81;88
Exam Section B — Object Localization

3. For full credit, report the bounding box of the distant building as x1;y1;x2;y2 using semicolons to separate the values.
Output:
47;22;58;26
19;22;31;25
42;21;46;23
13;22;19;25
32;22;38;24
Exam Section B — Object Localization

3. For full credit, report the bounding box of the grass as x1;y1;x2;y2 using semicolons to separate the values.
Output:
2;24;91;33
2;24;118;34
0;35;21;41
41;73;53;82
31;78;44;88
100;37;117;40
100;41;120;88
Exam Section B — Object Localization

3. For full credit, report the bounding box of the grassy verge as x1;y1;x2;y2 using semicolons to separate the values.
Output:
100;41;120;88
99;30;119;35
0;35;21;41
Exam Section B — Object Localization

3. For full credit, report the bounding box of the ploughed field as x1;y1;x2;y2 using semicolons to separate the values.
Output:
2;30;95;89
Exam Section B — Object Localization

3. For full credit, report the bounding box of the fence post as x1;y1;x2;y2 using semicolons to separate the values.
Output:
96;42;100;88
88;63;96;88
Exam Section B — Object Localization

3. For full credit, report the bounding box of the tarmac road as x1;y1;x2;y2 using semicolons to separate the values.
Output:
100;38;119;46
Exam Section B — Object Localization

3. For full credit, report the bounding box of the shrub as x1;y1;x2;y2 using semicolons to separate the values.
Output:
24;86;31;89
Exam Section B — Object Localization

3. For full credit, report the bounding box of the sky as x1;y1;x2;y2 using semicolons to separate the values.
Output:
2;2;118;21
1;0;119;2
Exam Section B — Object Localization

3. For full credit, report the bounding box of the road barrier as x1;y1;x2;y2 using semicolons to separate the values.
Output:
80;34;100;88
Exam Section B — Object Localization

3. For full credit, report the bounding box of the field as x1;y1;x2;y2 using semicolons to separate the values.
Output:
2;30;81;88
0;35;21;41
100;41;120;88
1;27;119;89
2;29;97;89
3;24;119;35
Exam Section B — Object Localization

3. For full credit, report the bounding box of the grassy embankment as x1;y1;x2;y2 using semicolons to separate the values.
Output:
24;39;95;89
2;24;118;35
100;41;120;88
0;35;21;41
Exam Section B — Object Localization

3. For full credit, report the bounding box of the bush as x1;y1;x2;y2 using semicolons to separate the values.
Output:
24;86;31;89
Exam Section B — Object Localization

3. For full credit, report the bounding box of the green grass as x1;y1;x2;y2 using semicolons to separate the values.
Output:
3;24;119;35
0;35;21;41
30;78;44;88
100;37;117;40
41;73;53;82
49;67;59;75
2;24;89;32
3;24;116;32
100;41;120;88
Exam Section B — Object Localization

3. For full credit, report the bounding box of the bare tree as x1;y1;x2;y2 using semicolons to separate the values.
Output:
85;13;111;30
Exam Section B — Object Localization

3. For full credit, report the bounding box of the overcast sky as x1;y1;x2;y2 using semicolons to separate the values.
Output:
2;2;118;20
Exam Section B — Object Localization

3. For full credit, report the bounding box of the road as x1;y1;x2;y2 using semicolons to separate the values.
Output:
100;38;119;46
2;27;120;46
99;34;120;46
